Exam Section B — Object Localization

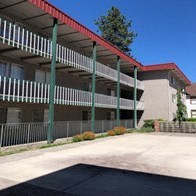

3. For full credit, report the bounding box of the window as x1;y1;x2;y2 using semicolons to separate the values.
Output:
171;75;176;86
107;111;115;120
0;60;24;80
10;64;24;79
107;88;115;96
7;108;22;123
32;109;44;122
191;98;196;105
172;94;176;103
44;109;49;122
35;70;50;84
0;108;7;124
82;111;91;121
32;109;48;122
83;82;92;92
191;110;196;118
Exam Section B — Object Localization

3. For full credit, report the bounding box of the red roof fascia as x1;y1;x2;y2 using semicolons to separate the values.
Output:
27;0;143;69
144;63;191;85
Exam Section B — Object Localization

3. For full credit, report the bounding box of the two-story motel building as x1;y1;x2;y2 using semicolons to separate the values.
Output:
0;0;191;143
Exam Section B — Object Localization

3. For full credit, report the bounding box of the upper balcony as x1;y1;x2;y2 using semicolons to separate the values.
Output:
0;17;144;91
0;76;145;111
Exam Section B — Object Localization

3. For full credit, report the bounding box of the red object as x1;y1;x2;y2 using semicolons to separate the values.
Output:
144;63;191;85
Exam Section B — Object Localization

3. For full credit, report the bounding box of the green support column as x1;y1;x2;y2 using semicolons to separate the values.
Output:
133;66;138;129
48;18;58;144
91;41;96;132
116;56;120;126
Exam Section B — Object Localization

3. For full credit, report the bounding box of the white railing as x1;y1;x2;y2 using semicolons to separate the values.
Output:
0;17;144;90
137;101;145;110
0;76;144;110
0;18;52;59
137;80;144;90
0;120;134;148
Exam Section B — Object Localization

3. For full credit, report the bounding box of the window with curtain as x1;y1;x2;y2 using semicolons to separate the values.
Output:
7;108;22;123
35;70;50;84
0;60;24;80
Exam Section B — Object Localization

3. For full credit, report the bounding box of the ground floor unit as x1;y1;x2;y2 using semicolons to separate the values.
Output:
0;101;144;124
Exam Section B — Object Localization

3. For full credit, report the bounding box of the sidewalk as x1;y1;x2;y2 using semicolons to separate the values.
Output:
0;133;196;195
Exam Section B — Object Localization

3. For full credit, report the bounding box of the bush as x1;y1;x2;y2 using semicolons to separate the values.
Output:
143;119;164;129
107;130;115;136
186;118;196;122
113;126;126;135
72;134;84;142
83;131;95;140
143;120;155;129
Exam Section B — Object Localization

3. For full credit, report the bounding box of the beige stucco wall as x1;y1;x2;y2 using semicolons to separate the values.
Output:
167;71;186;121
138;70;186;126
138;71;169;126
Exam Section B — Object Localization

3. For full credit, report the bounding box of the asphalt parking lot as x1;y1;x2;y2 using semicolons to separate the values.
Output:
0;132;196;195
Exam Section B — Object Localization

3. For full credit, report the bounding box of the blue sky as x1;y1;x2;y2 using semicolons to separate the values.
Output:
49;0;196;82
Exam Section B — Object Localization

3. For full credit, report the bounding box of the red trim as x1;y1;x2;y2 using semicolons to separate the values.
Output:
27;0;190;85
144;63;191;85
27;0;143;69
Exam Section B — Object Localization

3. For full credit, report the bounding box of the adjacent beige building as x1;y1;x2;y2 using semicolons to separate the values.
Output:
137;63;189;126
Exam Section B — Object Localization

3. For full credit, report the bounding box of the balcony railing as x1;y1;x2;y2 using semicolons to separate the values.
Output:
0;17;144;90
0;76;144;110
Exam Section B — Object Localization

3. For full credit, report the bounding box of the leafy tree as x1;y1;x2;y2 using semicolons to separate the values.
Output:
95;6;137;55
176;88;187;125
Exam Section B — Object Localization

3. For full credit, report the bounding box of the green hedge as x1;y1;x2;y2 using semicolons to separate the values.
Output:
143;120;155;128
143;119;164;129
185;118;196;122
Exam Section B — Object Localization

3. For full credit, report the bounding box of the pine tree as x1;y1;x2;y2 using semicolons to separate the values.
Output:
95;7;137;55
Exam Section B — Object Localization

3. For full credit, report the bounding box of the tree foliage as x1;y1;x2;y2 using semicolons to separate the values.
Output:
95;6;137;55
176;88;187;124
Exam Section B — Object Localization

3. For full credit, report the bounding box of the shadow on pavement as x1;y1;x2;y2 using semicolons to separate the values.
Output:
1;163;196;196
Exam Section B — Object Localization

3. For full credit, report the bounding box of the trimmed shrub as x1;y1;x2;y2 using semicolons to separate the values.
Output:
107;130;115;136
143;120;155;129
83;131;95;140
143;119;164;130
72;134;83;142
113;126;126;135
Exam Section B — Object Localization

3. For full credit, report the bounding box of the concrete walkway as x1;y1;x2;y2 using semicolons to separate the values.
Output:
0;133;196;195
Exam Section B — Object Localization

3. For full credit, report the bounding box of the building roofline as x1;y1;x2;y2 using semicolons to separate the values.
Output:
27;0;143;69
143;63;191;85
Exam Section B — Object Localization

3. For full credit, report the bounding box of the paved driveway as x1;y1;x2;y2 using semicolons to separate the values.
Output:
0;133;196;195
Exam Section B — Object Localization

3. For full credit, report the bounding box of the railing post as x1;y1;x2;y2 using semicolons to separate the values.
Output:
0;125;4;151
133;66;138;129
102;120;104;133
116;56;120;126
66;121;69;142
48;18;58;144
80;121;83;134
91;41;96;132
27;123;30;145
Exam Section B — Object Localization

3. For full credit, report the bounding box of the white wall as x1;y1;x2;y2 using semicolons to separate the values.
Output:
186;95;196;118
